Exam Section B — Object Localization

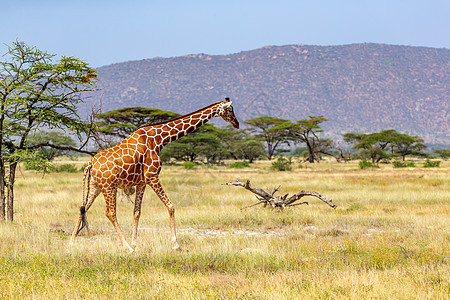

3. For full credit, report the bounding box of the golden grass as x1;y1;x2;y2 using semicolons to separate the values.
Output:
0;159;448;299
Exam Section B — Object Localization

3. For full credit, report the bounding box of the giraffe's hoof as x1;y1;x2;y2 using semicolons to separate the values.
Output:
172;243;182;251
124;244;135;254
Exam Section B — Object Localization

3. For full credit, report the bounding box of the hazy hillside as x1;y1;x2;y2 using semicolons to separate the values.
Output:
92;43;449;144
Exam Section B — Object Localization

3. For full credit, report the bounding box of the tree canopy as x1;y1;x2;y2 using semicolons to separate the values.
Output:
95;107;180;139
0;41;98;221
344;129;427;162
244;116;290;160
273;115;327;163
159;123;223;163
26;131;76;161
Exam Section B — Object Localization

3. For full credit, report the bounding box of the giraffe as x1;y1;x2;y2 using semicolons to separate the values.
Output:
70;98;239;252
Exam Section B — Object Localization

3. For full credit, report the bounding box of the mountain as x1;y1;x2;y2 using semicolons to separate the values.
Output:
92;43;449;145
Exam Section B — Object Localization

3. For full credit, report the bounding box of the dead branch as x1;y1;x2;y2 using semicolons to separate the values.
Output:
223;179;336;209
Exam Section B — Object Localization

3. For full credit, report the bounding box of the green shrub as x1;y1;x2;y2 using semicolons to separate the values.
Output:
55;164;78;173
182;161;196;170
271;157;292;171
228;160;250;168
359;160;378;169
392;161;415;168
423;159;440;168
24;160;54;172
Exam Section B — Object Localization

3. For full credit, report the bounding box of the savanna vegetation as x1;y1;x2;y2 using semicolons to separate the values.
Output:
0;158;448;299
1;41;448;299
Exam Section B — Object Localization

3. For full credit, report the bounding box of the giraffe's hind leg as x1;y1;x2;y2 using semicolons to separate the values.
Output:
148;176;180;250
103;187;134;253
70;181;101;244
131;183;146;249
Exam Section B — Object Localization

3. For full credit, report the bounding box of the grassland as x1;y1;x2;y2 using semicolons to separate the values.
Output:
0;158;448;299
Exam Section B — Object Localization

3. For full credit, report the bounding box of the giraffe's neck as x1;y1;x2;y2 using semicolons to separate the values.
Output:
148;103;220;151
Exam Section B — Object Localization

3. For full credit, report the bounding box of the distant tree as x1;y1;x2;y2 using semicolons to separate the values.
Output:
219;126;265;163
26;131;76;160
391;133;427;161
274;115;327;163
214;126;241;160
314;138;351;162
291;146;307;156
434;149;450;160
0;41;97;221
344;131;392;163
344;129;426;162
244;116;290;160
237;138;266;163
95;107;180;140
160;123;222;163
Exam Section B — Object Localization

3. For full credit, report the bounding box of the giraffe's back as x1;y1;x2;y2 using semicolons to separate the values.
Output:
89;132;155;190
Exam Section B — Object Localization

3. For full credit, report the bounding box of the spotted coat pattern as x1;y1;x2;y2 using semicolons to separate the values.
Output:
70;99;239;251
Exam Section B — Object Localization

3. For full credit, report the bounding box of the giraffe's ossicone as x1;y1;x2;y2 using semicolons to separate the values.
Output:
70;98;239;252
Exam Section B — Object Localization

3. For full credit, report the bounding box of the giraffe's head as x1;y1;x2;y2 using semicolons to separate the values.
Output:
217;98;239;129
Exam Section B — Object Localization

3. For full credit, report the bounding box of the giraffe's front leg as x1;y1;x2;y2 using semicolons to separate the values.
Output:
131;183;146;249
148;176;180;250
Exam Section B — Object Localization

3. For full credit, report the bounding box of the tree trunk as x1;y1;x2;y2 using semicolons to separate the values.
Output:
266;146;273;160
305;140;315;163
0;104;5;221
0;158;5;221
7;161;17;222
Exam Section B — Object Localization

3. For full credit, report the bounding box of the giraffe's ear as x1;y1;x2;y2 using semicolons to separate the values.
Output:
222;101;232;108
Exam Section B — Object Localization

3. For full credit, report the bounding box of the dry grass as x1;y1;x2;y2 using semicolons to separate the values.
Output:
0;159;448;299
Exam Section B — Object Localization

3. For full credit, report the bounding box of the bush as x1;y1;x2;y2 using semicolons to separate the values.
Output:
24;161;52;172
271;157;292;171
55;164;78;173
423;159;440;168
182;161;196;170
359;160;379;169
228;160;250;168
392;161;415;168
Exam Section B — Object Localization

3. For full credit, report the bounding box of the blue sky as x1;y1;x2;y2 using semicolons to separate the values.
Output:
1;0;449;67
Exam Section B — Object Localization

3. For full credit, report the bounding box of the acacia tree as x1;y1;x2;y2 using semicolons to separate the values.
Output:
95;107;180;139
344;129;427;162
391;133;426;161
244;116;290;160
274;115;327;163
344;131;392;163
218;126;265;163
0;41;97;221
313;138;351;162
159;123;223;162
26;131;76;161
434;149;450;159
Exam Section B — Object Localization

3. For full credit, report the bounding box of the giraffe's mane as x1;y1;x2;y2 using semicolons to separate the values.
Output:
137;101;221;129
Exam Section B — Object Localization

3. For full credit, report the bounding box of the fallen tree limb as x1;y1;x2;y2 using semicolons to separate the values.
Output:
223;179;336;209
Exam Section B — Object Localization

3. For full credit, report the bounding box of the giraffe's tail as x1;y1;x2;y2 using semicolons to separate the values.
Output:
77;163;92;235
76;205;88;235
